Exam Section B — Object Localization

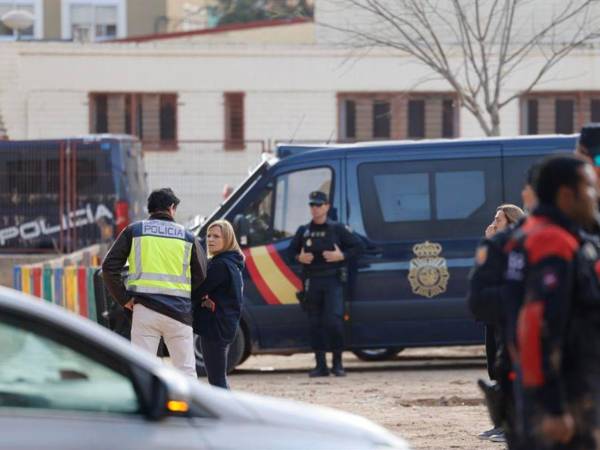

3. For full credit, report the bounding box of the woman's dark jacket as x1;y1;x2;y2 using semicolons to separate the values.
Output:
192;251;244;344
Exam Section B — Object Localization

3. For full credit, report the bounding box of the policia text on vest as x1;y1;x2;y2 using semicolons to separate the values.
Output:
102;189;207;378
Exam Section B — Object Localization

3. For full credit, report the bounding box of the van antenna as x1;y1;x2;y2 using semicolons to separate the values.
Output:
289;114;306;144
326;129;335;144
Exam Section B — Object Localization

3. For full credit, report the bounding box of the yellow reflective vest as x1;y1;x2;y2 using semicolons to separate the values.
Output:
126;219;194;299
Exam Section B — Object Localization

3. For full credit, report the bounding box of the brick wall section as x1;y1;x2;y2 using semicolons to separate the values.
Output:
574;95;586;129
142;94;160;141
537;96;555;134
581;96;592;125
355;97;373;140
426;97;443;138
391;95;406;140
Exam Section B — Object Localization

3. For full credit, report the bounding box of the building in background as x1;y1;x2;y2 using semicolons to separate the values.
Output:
0;0;221;42
1;0;599;218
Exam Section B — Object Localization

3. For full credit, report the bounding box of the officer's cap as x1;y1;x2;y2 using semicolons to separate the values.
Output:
308;191;328;205
579;123;600;156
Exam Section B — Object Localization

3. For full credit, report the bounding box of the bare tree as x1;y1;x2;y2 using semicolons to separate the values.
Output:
322;0;600;136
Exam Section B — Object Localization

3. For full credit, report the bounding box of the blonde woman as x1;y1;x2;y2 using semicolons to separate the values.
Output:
192;220;245;389
484;204;525;239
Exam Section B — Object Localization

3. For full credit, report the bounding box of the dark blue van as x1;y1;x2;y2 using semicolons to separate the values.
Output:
0;135;147;253
195;135;577;371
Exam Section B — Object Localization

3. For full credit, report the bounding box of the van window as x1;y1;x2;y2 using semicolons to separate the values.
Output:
374;173;430;221
358;158;501;241
242;167;332;246
242;184;276;246
436;171;485;220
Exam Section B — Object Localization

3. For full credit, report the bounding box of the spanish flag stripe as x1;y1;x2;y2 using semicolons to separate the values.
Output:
266;244;302;291
249;246;298;305
243;249;281;305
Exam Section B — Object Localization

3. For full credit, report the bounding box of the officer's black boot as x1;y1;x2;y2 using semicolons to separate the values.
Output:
309;351;329;377
331;351;346;377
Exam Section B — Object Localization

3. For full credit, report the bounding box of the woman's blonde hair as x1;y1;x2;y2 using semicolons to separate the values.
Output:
207;220;245;259
497;204;525;225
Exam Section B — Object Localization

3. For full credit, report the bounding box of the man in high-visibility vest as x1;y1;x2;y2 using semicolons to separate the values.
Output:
102;188;207;377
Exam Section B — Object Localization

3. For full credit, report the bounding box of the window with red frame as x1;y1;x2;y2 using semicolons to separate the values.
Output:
521;92;600;135
338;93;458;141
90;93;177;148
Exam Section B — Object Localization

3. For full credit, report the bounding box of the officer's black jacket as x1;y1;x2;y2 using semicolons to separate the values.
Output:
287;219;363;276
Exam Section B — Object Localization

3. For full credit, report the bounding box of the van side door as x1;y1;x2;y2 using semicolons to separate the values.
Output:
345;144;502;348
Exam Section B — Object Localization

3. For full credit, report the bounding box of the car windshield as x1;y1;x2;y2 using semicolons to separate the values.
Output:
0;320;139;414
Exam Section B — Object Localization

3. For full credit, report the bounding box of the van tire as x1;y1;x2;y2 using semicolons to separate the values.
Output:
194;328;246;377
352;348;404;361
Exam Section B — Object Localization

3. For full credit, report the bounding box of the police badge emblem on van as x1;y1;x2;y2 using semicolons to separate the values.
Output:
408;241;450;298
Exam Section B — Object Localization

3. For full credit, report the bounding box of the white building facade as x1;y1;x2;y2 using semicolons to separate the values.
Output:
2;33;600;218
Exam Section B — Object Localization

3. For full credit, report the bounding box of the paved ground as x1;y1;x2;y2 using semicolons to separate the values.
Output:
225;346;503;450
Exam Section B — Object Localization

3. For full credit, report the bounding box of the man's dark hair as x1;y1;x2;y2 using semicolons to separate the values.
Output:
525;160;541;187
535;154;586;205
147;188;180;213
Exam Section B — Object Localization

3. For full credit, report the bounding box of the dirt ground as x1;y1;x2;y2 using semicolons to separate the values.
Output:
227;346;502;450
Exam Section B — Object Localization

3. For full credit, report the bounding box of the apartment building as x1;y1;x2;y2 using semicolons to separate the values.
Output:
0;0;217;41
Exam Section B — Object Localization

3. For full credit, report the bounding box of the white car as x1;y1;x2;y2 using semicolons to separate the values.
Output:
0;287;409;450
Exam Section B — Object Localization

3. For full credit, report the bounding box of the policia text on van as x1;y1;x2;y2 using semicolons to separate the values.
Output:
0;135;147;252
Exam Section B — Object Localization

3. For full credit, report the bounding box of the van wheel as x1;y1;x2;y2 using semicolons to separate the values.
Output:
352;348;404;361
194;328;246;377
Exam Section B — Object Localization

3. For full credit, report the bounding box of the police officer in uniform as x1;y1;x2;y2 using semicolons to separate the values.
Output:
102;188;207;378
288;191;363;377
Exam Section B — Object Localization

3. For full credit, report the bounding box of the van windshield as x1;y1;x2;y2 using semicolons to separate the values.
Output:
195;159;274;236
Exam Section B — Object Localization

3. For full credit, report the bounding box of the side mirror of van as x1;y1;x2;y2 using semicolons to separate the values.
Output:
233;214;250;247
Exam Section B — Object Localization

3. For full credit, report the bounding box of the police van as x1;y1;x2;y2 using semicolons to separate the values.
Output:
191;135;577;373
0;135;148;252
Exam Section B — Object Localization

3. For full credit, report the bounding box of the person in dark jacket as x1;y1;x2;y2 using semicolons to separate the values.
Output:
193;220;244;389
468;168;539;444
102;188;207;378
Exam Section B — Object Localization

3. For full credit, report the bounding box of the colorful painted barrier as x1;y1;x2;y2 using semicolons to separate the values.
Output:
13;264;99;322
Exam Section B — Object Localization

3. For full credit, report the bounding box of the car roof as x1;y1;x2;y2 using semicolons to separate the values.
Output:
276;134;578;165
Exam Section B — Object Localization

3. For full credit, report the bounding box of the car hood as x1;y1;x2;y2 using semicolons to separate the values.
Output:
186;383;408;449
1;290;408;449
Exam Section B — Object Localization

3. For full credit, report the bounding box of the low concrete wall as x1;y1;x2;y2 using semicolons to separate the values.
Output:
1;244;108;288
0;254;55;288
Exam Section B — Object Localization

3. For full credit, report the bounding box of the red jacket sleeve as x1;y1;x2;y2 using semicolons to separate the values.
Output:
517;226;578;415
